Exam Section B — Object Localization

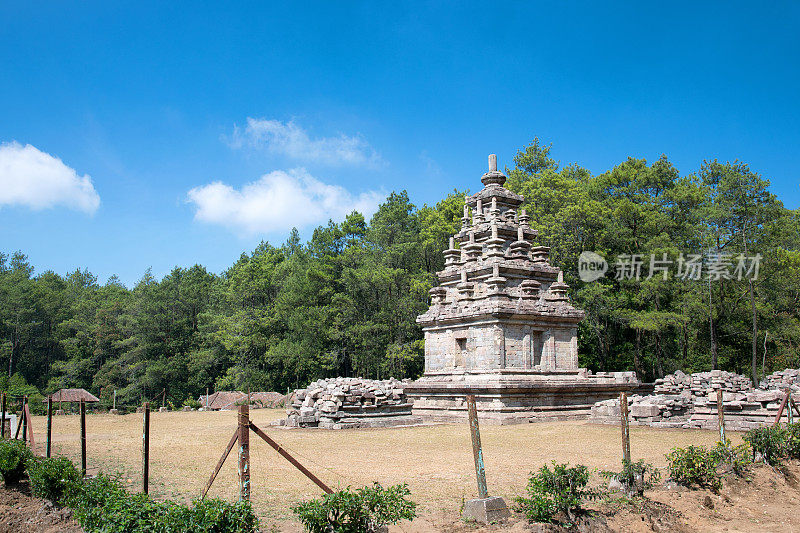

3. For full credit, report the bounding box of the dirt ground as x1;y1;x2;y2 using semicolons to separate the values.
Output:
23;408;798;532
0;480;81;533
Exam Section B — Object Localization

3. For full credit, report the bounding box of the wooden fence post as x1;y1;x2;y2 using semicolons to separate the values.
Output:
21;397;28;444
238;403;250;502
46;396;53;457
24;401;34;454
80;398;86;476
248;422;333;494
717;389;726;442
773;389;791;426
142;402;150;494
1;393;6;439
466;394;488;499
620;392;631;466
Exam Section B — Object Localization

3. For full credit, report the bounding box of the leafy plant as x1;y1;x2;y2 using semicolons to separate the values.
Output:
743;425;787;466
665;445;721;491
514;462;598;524
292;482;416;533
0;439;33;485
183;398;202;409
712;439;752;477
66;472;259;533
26;456;81;503
785;423;800;459
600;459;661;496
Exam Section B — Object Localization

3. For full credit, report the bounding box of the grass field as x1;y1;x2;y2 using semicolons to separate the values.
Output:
29;409;738;530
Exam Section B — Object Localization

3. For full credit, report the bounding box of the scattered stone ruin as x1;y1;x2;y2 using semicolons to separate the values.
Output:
590;369;800;431
281;377;421;429
405;155;643;424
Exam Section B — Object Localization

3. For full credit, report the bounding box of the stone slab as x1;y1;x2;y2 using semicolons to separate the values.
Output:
462;496;511;524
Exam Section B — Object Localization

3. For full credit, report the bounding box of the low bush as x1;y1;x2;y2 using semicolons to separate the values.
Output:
183;398;202;409
0;439;33;485
600;459;661;497
514;462;598;525
66;472;258;533
743;426;787;466
712;439;752;477
292;482;416;533
26;456;81;503
665;445;721;491
785;423;800;459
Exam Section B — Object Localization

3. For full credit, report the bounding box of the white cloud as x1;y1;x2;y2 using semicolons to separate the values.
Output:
187;168;383;235
228;118;384;168
0;142;100;214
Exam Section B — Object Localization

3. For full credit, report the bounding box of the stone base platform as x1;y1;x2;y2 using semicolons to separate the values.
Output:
462;496;511;524
406;369;646;425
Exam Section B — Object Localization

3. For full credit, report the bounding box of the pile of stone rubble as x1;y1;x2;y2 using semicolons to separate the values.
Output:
760;369;800;391
280;377;421;429
653;369;752;396
590;369;800;431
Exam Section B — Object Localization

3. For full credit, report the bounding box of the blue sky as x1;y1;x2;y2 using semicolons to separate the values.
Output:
1;2;798;286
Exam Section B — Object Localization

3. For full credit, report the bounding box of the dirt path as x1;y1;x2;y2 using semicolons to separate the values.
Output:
0;482;81;533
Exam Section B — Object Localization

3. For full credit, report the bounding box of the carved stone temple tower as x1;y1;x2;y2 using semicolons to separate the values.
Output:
405;155;640;424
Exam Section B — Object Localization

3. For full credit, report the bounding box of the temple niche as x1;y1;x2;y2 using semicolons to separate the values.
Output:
406;155;641;424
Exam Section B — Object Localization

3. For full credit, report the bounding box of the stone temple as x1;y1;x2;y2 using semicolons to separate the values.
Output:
405;155;641;424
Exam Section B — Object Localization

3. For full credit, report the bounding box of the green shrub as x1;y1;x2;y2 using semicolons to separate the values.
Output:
743;426;787;466
183;398;202;409
0;439;33;485
66;472;259;533
600;459;661;497
665;445;721;491
26;456;81;503
183;497;259;532
712;439;752;477
292;482;416;533
514;462;598;525
785;423;800;459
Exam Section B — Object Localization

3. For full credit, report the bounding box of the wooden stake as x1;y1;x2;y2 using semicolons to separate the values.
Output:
717;389;726;442
249;422;333;494
46;397;53;457
1;393;6;439
238;404;250;501
80;398;86;476
14;402;23;440
620;392;631;465
21;397;27;444
773;389;791;426
201;429;238;499
466;394;488;499
142;402;150;494
24;401;34;454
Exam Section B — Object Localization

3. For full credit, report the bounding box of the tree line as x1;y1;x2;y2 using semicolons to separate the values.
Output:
1;139;798;407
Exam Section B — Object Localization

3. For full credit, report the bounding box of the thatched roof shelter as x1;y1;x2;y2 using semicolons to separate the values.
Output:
43;388;100;403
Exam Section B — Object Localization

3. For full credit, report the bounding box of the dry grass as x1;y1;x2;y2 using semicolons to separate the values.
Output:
29;409;740;530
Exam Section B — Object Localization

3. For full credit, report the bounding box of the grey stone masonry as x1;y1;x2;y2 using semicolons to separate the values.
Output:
590;368;800;431
416;155;585;374
280;377;421;429
407;155;641;424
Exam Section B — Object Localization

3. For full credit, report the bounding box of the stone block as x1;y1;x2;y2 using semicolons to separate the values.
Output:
630;404;660;418
462;496;510;524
